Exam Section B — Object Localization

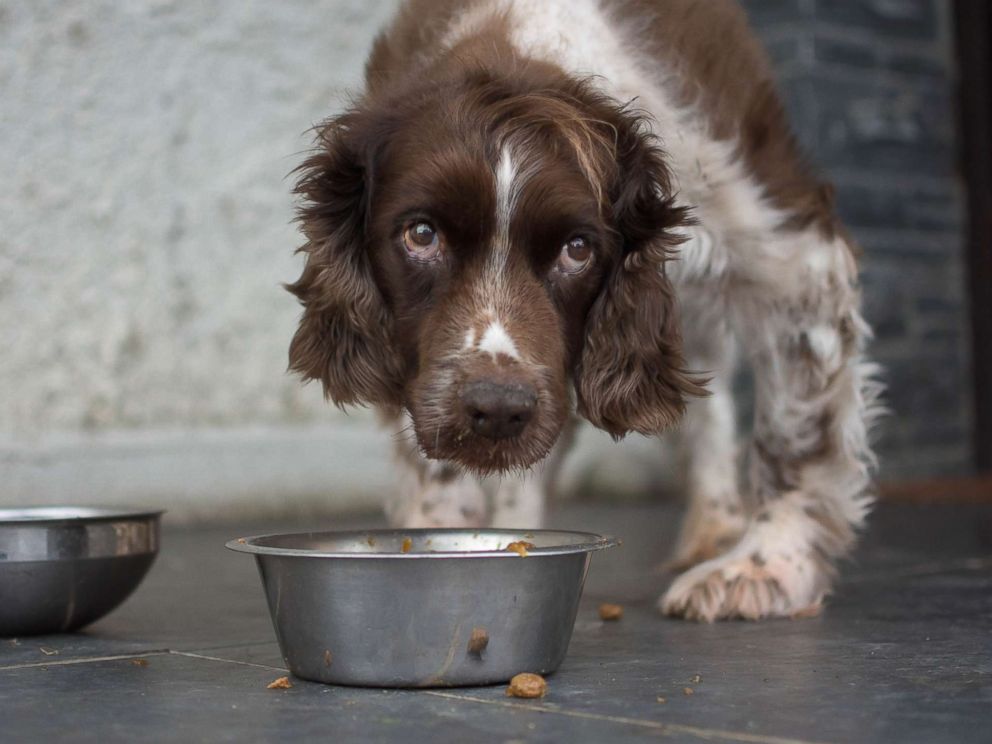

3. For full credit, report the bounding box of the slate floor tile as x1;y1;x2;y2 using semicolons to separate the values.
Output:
2;502;990;743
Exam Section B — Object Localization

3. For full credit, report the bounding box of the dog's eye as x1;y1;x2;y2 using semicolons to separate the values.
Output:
555;237;592;275
402;221;442;261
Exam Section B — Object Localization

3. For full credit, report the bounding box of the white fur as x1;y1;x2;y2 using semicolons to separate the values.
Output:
494;143;519;261
477;320;521;360
490;472;545;528
486;144;536;286
669;293;746;568
470;143;539;332
387;418;487;529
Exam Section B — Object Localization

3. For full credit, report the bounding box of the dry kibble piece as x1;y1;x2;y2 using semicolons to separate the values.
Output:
690;674;702;684
267;676;293;690
683;687;694;696
656;696;667;704
401;537;413;553
323;650;333;667
131;658;149;667
506;672;547;698
467;627;489;655
598;603;623;621
506;541;536;557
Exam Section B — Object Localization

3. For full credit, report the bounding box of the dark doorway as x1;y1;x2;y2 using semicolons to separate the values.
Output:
954;1;992;471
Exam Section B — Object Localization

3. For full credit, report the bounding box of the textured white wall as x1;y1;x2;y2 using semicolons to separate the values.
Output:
0;0;665;520
1;0;403;435
0;0;407;517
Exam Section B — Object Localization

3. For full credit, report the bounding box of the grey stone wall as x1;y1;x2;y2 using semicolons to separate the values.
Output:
740;0;973;477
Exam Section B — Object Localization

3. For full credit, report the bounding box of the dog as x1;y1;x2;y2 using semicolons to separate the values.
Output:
286;0;882;621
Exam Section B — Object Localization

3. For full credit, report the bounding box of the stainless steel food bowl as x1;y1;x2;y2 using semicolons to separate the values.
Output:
227;528;617;687
0;507;162;636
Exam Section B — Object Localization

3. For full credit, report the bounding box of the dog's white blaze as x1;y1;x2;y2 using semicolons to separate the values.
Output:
495;144;518;242
477;143;540;314
489;143;522;284
463;328;476;350
477;320;520;360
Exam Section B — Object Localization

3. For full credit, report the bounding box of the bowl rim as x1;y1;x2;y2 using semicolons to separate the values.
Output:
225;527;619;559
0;506;165;525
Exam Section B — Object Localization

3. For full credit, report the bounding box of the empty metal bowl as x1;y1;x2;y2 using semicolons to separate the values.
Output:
0;507;162;636
227;528;617;687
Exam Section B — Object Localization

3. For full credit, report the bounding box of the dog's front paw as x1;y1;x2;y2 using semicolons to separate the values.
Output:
659;551;825;621
659;495;831;621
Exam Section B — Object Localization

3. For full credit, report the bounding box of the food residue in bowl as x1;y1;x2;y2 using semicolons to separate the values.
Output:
400;537;413;553
323;650;333;667
505;540;536;557
506;672;547;698
267;676;293;690
467;627;489;656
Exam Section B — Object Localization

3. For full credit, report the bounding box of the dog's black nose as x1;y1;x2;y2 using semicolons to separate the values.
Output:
461;380;537;440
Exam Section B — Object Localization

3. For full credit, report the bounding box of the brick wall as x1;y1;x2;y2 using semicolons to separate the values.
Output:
740;0;973;477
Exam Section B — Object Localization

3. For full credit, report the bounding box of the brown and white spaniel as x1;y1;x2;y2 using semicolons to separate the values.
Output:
286;0;882;621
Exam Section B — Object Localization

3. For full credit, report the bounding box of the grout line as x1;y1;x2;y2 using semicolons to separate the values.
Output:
174;640;278;654
169;650;286;672
0;650;170;672
422;691;833;744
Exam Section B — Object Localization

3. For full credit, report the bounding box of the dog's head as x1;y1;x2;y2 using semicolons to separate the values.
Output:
288;63;706;474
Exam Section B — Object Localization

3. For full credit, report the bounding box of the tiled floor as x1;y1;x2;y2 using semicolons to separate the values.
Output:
2;501;990;743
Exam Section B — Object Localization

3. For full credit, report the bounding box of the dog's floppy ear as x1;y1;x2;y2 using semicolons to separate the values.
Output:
575;114;708;437
286;110;404;408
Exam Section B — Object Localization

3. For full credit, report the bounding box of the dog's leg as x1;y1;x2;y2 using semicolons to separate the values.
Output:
386;420;487;528
661;228;882;621
667;294;746;570
490;472;545;528
490;417;577;528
